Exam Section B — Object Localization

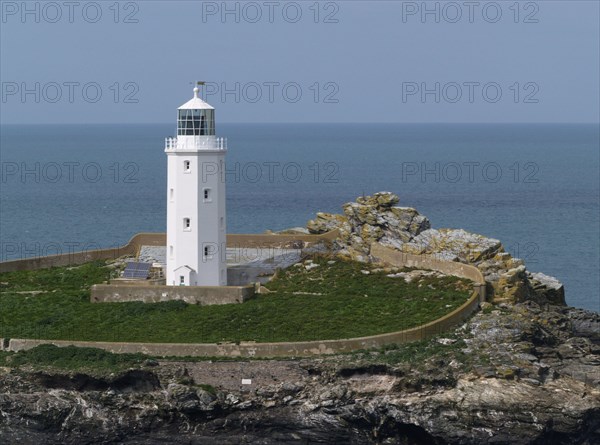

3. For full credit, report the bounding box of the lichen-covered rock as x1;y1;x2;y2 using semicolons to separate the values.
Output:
359;224;383;245
307;212;346;234
529;272;566;305
307;192;565;305
402;228;503;262
355;191;399;208
344;203;378;226
495;265;531;302
307;192;431;259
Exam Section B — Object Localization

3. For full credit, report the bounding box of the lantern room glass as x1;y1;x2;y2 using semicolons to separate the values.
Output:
177;109;215;136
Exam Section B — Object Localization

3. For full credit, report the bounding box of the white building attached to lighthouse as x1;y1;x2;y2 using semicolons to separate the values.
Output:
165;86;227;286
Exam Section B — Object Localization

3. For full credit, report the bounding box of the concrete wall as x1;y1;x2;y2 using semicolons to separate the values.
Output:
0;243;134;273
371;243;487;303
370;243;486;284
227;230;339;248
0;233;161;273
4;289;480;357
91;284;255;305
0;231;338;274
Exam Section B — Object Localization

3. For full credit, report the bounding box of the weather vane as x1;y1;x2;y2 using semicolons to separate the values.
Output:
190;81;206;98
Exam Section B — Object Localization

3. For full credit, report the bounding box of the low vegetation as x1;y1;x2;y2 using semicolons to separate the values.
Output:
0;256;472;343
342;333;471;367
0;344;145;374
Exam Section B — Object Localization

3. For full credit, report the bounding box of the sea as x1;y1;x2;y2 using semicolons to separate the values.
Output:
0;123;598;312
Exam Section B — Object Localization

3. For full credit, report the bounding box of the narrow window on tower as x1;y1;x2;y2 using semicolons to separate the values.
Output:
203;188;212;202
169;188;174;201
184;160;191;173
220;217;224;229
169;245;174;258
183;218;191;231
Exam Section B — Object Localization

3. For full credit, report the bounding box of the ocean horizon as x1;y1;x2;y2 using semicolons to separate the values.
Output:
1;123;598;311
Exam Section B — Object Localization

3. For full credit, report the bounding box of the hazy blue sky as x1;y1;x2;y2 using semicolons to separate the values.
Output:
1;1;598;123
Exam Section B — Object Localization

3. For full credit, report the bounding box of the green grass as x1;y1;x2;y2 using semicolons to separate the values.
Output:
0;256;472;343
0;344;145;374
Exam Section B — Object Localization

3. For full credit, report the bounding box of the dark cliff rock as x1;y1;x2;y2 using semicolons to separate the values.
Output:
1;302;598;444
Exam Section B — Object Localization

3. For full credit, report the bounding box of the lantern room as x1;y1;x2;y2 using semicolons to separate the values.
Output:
177;86;215;136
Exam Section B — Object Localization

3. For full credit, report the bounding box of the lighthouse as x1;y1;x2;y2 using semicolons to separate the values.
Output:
165;84;227;286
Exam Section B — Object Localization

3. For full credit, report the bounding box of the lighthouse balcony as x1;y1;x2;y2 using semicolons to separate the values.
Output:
165;136;227;152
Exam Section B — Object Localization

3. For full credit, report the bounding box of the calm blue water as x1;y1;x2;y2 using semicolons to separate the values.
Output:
1;124;598;311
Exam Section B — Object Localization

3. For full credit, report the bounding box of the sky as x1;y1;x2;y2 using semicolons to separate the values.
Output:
0;0;599;124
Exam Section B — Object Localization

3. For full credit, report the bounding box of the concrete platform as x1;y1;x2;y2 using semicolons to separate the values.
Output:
137;245;303;286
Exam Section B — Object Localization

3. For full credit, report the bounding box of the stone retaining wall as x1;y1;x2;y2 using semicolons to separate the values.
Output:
91;284;255;305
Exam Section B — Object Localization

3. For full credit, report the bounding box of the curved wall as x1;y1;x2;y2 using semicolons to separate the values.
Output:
1;238;485;358
370;242;486;284
4;289;480;357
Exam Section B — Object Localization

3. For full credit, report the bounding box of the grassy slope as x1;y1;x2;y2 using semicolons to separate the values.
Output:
0;344;146;374
0;257;471;343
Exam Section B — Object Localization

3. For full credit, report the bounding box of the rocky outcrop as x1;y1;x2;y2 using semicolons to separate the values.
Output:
1;303;598;444
308;192;432;263
307;192;565;305
529;271;567;305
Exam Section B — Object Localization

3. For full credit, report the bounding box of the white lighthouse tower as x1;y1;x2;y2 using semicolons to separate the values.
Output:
165;85;227;286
